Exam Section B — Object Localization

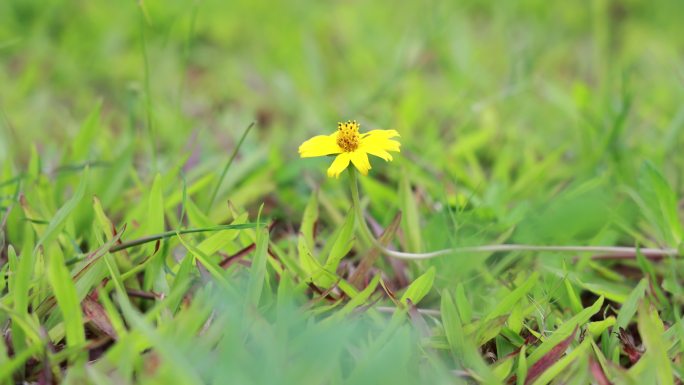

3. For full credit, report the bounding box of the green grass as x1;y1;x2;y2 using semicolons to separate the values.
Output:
1;0;684;383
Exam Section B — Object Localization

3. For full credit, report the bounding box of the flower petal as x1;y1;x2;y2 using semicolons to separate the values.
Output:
360;130;401;161
350;151;371;175
360;129;400;139
299;132;342;158
326;152;352;178
361;147;394;161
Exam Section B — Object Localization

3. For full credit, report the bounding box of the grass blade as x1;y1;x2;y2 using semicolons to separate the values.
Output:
206;121;255;212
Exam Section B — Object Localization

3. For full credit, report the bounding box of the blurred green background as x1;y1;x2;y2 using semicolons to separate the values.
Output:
3;0;684;173
1;0;684;383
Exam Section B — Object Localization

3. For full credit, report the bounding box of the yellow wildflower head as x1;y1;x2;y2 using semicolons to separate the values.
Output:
299;120;401;178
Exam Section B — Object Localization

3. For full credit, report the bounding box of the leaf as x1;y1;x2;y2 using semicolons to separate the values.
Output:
96;284;127;339
323;209;355;272
71;228;125;297
93;196;134;275
577;281;628;304
493;356;515;381
68;101;102;162
177;235;232;290
28;143;41;179
115;295;204;384
98;143;134;207
638;301;674;385
400;266;435;306
441;290;465;357
529;339;591;385
166;174;216;212
301;190;319;250
484;272;539;323
185;196;214;229
563;275;583;315
524;326;577;385
586;317;615;339
246;206;269;307
440;289;497;383
589;357;611;385
197;213;248;255
501;327;526;347
476;316;509;346
455;283;473;324
331;275;380;320
635;249;669;309
298;236;320;279
516;345;528;385
146;173;165;248
82;295;117;339
636;161;683;245
8;245;32;356
507;305;525;335
35;166;89;249
46;246;87;365
528;296;603;365
143;173;166;292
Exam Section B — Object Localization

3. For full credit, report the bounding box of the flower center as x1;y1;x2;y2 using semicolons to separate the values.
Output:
336;120;360;152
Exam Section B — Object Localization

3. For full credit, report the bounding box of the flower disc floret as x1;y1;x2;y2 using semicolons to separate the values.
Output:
336;121;360;152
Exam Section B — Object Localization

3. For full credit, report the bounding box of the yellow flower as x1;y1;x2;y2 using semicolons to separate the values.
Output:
299;120;401;178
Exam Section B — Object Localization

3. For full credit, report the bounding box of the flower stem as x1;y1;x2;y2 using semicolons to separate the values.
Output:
347;168;376;246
